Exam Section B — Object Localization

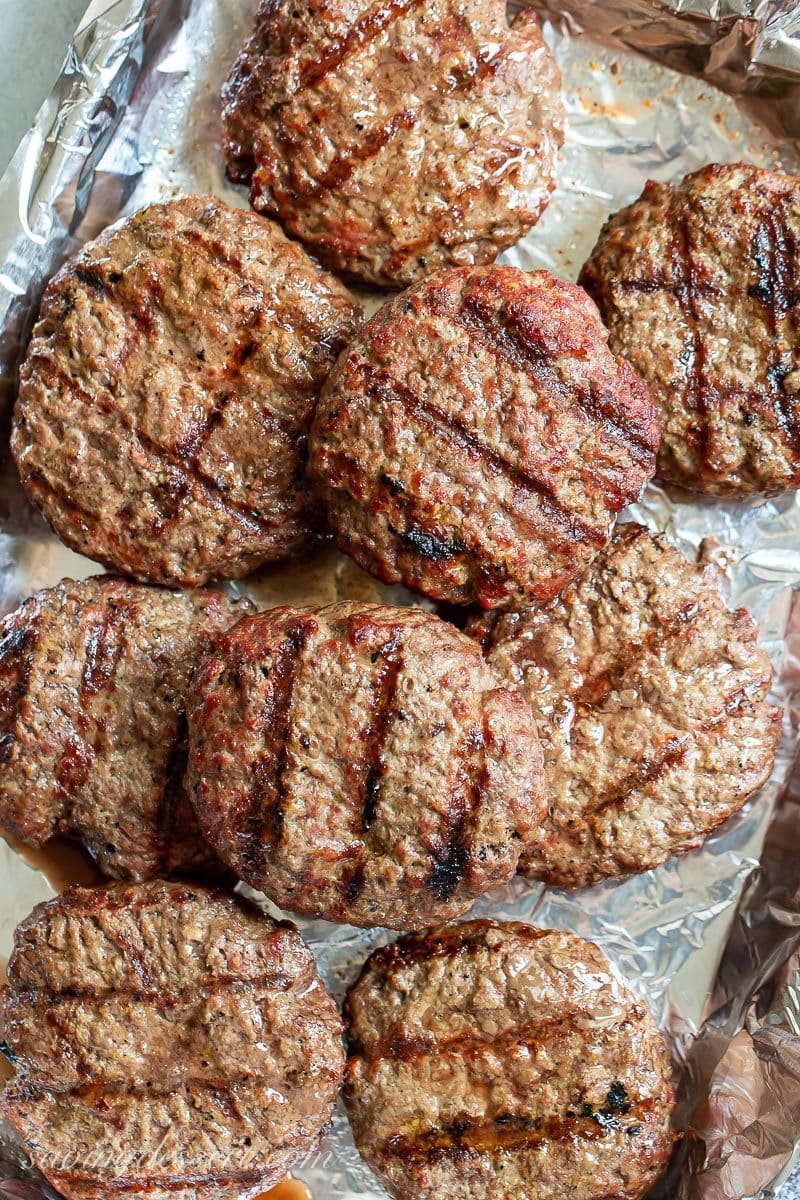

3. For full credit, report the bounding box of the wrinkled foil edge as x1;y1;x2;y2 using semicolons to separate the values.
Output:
1;2;800;1199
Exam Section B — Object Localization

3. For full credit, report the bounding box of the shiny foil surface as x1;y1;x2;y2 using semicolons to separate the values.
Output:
1;1;800;1198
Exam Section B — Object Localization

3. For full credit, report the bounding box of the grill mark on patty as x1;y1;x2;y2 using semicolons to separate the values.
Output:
290;109;420;203
107;926;157;993
241;616;317;876
590;734;691;817
178;221;244;275
616;273;721;300
427;721;486;901
72;266;109;296
325;445;513;600
360;1010;592;1065
454;288;657;470
590;680;767;817
343;616;405;902
362;921;551;977
716;680;770;717
0;613;41;769
168;296;293;521
173;391;237;462
298;0;425;89
91;264;161;338
38;1004;84;1079
428;828;469;902
776;197;800;437
380;1099;655;1160
8;967;296;1004
21;469;96;535
671;205;710;471
353;361;607;549
7;978;302;1054
32;359;275;538
381;153;537;276
396;526;469;562
154;716;190;873
370;465;474;565
325;445;509;603
573;595;704;708
749;203;800;453
351;620;404;832
5;1069;337;1153
286;41;516;208
80;600;128;700
131;422;270;538
776;193;800;316
54;734;94;806
46;1167;288;1193
14;884;217;932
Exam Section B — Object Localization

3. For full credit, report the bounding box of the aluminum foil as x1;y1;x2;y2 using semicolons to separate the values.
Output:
1;1;800;1198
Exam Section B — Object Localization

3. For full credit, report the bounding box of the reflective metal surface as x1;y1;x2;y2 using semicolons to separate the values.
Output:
1;2;800;1198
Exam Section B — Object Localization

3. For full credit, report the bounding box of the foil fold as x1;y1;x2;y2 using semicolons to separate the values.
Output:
1;2;800;1199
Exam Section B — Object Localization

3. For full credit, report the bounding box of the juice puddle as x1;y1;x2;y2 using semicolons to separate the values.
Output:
257;1182;313;1200
2;831;101;892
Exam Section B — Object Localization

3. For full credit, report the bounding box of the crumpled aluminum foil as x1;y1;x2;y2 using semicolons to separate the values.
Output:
1;1;800;1198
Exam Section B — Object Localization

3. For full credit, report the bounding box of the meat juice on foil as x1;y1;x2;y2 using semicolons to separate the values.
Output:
1;1;800;1198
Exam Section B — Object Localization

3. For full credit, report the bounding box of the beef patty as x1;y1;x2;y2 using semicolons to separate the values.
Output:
344;919;676;1200
0;575;251;880
1;881;345;1200
12;195;361;585
222;0;563;288
580;162;800;495
471;523;782;888
309;266;659;610
186;601;544;929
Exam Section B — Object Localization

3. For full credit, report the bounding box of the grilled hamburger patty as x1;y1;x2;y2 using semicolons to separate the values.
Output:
580;163;800;495
344;919;676;1200
222;0;563;288
186;601;544;929
471;523;782;888
2;881;345;1200
0;576;251;880
12;195;361;585
309;266;659;609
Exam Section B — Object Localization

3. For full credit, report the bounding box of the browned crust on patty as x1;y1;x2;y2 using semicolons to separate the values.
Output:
471;523;782;887
186;601;544;929
2;881;345;1200
12;196;362;585
308;265;659;610
222;0;563;288
0;576;252;880
344;919;677;1200
580;162;800;496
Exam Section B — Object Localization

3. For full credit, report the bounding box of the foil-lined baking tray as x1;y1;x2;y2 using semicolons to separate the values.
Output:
2;1;800;1198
